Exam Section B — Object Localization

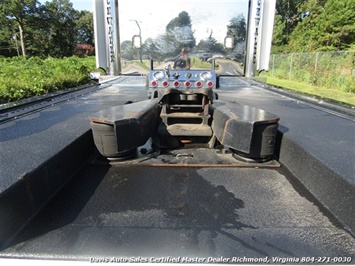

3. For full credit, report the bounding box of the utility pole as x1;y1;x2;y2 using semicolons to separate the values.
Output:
131;19;142;62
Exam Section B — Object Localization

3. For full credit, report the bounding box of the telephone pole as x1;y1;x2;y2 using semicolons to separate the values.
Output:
131;19;142;62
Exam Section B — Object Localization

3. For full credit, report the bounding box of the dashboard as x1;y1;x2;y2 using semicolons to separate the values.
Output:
148;69;217;90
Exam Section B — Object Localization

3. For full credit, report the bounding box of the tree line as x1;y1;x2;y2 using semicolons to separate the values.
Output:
0;0;94;58
122;11;246;61
272;0;355;53
3;0;352;60
0;0;246;60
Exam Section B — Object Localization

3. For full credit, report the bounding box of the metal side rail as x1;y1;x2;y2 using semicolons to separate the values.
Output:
0;83;108;125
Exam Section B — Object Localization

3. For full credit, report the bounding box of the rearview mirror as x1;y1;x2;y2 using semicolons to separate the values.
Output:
132;35;141;48
224;35;234;49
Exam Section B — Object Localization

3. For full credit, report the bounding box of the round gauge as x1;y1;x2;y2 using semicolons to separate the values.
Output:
201;71;212;80
153;71;165;80
173;72;180;79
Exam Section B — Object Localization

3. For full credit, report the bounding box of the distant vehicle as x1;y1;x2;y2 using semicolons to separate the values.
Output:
225;54;237;61
207;54;224;62
198;53;212;61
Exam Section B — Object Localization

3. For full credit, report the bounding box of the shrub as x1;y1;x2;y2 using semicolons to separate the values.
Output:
0;56;98;103
74;44;95;58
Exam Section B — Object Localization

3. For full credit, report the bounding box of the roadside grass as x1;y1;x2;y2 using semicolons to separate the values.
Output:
263;76;355;107
122;60;151;71
2;55;354;107
139;60;152;71
191;57;212;69
0;56;100;104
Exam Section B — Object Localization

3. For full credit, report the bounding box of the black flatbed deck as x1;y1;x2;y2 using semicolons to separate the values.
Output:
1;161;354;259
0;76;354;262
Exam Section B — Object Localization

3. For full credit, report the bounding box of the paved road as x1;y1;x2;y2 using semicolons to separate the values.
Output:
216;59;243;75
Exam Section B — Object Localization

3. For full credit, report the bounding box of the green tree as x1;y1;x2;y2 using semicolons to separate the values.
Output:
166;11;192;31
276;0;307;35
75;10;94;45
40;0;78;57
196;36;224;54
142;37;161;61
0;0;40;57
0;0;95;58
165;11;196;54
288;0;355;51
226;13;247;57
0;13;18;56
226;14;246;43
121;40;136;60
271;13;290;53
315;0;355;50
271;0;309;53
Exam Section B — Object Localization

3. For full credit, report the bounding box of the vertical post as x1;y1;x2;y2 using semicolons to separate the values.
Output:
93;0;120;75
105;0;118;75
114;0;121;74
315;51;319;72
289;53;293;80
136;21;142;63
257;0;276;71
93;0;107;72
131;20;142;62
244;0;259;78
244;0;276;77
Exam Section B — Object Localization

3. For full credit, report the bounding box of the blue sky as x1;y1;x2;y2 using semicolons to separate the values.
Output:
69;0;93;11
39;0;93;11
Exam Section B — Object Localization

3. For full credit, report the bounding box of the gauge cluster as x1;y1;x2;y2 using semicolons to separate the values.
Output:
148;69;217;89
